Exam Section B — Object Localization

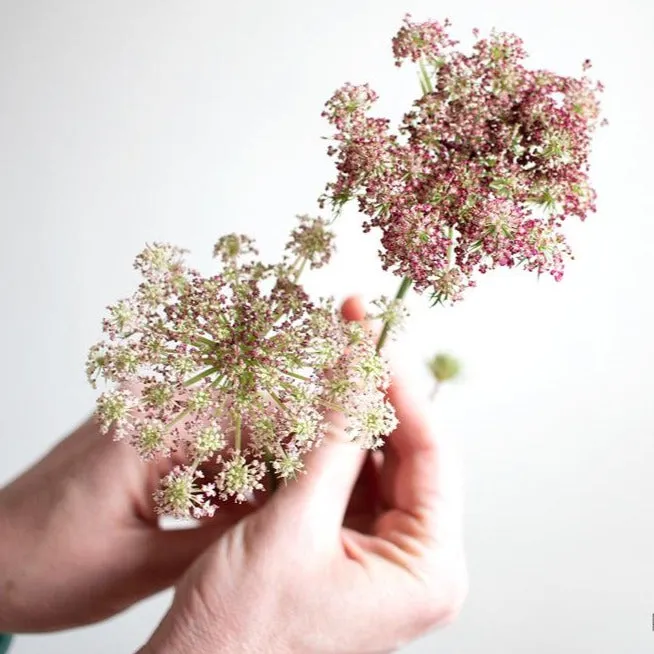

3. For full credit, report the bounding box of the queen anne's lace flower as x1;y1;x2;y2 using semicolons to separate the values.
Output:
88;216;395;517
321;16;605;303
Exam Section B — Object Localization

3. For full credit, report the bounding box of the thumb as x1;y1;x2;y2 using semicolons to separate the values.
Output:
268;296;368;543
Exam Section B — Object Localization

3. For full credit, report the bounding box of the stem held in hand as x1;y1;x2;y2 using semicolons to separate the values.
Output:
376;276;412;352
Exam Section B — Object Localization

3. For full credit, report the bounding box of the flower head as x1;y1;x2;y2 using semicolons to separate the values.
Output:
215;450;266;502
286;215;336;269
88;216;395;517
392;15;458;65
154;467;217;519
323;19;605;303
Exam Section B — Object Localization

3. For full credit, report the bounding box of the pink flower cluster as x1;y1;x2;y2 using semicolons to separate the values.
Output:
321;16;605;302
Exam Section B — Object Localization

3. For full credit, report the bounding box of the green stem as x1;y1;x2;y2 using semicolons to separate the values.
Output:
375;276;413;353
316;398;346;413
194;336;218;348
293;257;307;283
447;225;455;268
210;374;225;388
418;58;434;94
189;455;203;474
184;366;218;387
282;370;312;382
268;391;287;414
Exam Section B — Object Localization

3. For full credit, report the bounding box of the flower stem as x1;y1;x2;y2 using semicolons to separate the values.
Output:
268;390;288;414
184;366;219;387
293;257;307;283
316;398;346;413
418;59;434;94
282;370;312;382
447;225;455;268
193;336;219;348
376;276;413;352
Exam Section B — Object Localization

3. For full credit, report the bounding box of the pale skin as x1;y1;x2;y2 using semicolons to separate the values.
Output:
0;297;467;652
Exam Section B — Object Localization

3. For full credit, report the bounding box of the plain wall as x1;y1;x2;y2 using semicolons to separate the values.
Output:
0;0;652;652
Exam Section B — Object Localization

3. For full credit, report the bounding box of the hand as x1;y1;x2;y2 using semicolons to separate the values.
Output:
141;297;468;654
0;418;254;632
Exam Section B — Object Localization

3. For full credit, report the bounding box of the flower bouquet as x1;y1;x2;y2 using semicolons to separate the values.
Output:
86;16;604;517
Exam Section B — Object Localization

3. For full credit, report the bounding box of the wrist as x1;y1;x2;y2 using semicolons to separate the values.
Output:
140;608;294;654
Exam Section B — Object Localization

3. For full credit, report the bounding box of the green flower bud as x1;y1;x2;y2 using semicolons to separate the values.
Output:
427;353;461;383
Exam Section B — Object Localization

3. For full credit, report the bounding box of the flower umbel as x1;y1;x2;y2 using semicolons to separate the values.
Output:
88;216;395;517
322;16;605;303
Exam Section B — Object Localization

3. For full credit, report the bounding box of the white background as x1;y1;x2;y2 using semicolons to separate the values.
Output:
1;0;652;652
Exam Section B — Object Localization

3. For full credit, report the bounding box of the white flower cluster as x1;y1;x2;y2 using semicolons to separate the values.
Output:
87;217;396;518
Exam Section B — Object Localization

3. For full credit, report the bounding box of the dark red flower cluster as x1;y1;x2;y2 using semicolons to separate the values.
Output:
321;16;605;302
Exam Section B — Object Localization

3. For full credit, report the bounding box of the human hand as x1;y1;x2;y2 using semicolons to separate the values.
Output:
141;297;467;654
0;417;254;632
